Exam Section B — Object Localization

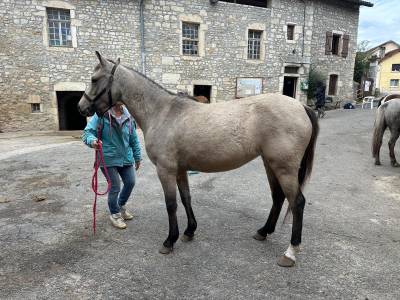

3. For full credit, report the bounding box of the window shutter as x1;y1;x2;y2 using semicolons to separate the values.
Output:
341;34;350;58
325;31;333;55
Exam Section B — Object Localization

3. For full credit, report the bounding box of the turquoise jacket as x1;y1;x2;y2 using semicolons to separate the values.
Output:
82;108;141;167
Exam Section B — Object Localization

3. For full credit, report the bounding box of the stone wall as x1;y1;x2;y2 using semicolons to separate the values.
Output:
0;0;362;131
0;0;140;132
310;0;359;101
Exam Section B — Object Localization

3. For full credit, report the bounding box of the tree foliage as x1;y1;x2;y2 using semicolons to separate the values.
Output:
353;40;371;84
307;67;326;100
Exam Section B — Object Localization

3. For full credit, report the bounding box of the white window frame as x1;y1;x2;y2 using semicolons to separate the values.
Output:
179;15;206;59
41;1;79;51
245;23;266;63
390;79;399;88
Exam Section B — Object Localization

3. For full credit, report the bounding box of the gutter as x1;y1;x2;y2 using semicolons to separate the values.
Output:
343;0;374;7
139;0;146;74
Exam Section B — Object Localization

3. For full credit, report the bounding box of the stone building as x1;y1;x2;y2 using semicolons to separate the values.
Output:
0;0;372;131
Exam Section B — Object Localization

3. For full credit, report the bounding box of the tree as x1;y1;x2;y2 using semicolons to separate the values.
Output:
353;40;370;84
307;66;326;100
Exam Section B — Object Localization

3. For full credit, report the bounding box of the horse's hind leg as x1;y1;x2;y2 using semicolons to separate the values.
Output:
177;170;197;242
156;166;179;254
253;162;285;241
273;170;305;268
388;130;400;167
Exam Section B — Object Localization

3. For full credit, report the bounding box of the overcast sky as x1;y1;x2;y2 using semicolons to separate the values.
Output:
358;0;400;49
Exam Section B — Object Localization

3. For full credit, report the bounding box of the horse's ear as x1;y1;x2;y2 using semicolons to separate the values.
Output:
95;51;106;66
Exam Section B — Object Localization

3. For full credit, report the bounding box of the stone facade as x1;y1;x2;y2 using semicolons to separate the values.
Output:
0;0;366;131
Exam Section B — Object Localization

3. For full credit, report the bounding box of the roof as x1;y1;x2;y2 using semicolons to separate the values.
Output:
343;0;373;7
380;49;400;63
366;40;400;54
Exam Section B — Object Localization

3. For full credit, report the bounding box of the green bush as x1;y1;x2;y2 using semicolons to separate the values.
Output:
307;67;326;100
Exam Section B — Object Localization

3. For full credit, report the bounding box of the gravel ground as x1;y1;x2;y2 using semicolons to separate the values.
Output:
0;108;399;299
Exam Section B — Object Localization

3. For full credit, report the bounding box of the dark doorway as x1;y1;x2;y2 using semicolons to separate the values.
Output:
56;91;86;130
193;85;211;103
283;76;297;98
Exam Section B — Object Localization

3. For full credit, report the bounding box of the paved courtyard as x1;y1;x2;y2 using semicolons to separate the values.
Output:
0;108;399;299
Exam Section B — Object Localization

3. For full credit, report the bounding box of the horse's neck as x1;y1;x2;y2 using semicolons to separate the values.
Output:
119;67;175;134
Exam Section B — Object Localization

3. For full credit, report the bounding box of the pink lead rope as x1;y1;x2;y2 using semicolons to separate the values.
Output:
91;126;111;235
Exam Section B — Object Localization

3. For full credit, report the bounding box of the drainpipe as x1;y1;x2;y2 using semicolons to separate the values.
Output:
300;0;306;58
139;0;146;74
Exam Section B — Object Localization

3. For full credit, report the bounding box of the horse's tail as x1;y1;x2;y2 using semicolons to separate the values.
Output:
372;106;386;158
299;105;320;188
282;105;319;224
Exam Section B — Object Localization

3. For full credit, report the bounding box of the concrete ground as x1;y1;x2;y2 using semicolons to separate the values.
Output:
0;108;399;299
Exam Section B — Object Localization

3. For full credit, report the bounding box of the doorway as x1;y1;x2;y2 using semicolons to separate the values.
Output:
193;85;212;103
56;91;86;130
283;76;297;98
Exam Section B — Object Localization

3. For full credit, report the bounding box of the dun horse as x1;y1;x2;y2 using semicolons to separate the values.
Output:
78;52;319;267
372;98;400;167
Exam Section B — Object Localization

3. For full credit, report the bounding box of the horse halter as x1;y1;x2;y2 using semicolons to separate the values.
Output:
83;61;120;113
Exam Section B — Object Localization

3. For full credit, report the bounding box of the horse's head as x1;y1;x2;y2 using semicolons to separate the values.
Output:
78;51;121;117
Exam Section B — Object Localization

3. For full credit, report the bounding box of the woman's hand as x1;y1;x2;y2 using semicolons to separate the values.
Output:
135;161;141;170
92;140;102;150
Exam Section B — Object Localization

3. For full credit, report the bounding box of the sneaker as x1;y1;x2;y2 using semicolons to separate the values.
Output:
109;213;127;229
120;206;134;220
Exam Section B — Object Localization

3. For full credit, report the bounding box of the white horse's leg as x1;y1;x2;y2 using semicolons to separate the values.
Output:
388;130;400;167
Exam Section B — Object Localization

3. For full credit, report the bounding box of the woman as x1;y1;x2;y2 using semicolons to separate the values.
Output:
82;102;141;229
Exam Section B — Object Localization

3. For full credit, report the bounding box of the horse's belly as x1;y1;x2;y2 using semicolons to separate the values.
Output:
186;152;259;173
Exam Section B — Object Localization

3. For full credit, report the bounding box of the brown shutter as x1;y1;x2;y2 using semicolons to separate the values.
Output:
341;34;350;58
325;31;333;55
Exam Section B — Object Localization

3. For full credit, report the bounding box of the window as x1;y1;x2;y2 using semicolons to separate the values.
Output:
392;64;400;72
31;103;41;113
219;0;270;8
182;22;199;56
328;75;338;95
325;32;350;58
331;34;341;55
284;66;299;74
390;79;399;87
47;8;72;47
248;30;262;60
287;25;295;40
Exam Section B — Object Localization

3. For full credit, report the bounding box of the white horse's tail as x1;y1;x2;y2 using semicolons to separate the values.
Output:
372;106;386;158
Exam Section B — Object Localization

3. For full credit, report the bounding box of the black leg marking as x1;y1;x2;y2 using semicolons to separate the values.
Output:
290;191;305;246
157;167;179;254
177;171;197;241
257;187;285;237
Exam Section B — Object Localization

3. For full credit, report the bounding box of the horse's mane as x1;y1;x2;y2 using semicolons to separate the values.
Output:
123;65;198;102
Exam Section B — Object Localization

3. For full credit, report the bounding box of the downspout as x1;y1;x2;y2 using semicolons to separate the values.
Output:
300;0;306;58
139;0;146;75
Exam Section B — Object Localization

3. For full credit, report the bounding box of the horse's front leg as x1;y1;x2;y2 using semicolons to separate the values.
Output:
157;166;179;254
177;170;197;242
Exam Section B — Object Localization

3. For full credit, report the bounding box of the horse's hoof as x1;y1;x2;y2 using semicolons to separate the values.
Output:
159;245;173;255
375;161;381;166
277;255;296;267
391;162;400;167
252;232;266;241
181;234;194;242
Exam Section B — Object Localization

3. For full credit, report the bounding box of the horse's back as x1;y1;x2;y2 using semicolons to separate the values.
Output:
168;93;312;172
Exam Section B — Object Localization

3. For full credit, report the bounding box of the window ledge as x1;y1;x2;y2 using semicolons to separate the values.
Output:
246;59;264;64
46;46;75;52
181;55;203;60
286;40;296;43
